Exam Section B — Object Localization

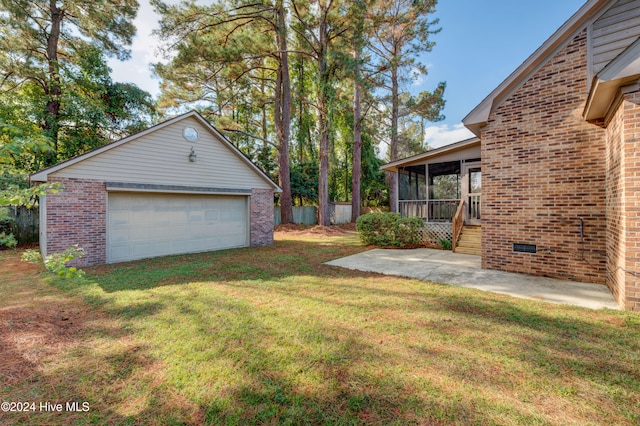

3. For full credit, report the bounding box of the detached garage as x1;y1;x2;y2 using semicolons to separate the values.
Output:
30;111;281;266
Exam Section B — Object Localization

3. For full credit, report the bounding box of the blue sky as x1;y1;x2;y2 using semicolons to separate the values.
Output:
109;0;588;148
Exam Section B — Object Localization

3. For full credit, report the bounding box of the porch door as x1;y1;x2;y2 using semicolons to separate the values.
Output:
462;163;481;225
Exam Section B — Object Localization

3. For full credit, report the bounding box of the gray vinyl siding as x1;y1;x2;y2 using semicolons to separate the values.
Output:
50;117;272;190
590;0;640;77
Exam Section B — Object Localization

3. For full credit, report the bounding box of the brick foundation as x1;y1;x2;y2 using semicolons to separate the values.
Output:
46;178;107;266
250;188;275;246
480;30;608;285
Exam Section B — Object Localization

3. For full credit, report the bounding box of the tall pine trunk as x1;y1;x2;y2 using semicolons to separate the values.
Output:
274;0;293;224
351;48;362;222
44;1;63;165
389;62;399;213
317;11;330;227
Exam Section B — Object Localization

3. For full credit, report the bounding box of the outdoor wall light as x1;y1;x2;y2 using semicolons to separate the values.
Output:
188;147;197;162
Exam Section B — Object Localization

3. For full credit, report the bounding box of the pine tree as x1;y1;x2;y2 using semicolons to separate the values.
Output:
0;0;139;165
369;0;444;212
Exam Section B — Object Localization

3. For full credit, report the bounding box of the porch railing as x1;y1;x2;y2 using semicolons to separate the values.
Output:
468;194;481;221
399;200;427;220
451;199;465;252
399;199;460;222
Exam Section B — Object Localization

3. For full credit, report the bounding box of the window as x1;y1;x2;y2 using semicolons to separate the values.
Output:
469;168;481;194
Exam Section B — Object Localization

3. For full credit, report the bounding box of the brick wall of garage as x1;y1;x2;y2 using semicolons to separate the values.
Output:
480;29;608;284
46;177;107;266
45;178;275;266
250;188;275;246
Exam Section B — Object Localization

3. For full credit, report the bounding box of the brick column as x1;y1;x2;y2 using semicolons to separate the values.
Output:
250;188;275;246
46;177;107;266
622;90;640;311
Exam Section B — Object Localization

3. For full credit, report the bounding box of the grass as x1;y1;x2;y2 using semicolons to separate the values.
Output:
1;229;639;425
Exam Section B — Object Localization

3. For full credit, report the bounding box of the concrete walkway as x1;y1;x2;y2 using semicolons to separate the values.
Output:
326;248;620;310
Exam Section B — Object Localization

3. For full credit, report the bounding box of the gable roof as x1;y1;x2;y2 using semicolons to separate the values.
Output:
381;137;480;172
583;36;640;121
463;0;615;136
30;110;282;192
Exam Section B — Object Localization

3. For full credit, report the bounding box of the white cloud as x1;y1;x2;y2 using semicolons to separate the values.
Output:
424;123;475;149
107;0;164;96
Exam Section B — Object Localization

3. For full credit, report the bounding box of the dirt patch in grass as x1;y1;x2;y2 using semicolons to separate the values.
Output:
275;222;356;237
0;254;89;384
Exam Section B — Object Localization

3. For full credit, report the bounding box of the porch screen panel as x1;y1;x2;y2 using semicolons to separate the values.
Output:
399;166;426;200
428;161;460;200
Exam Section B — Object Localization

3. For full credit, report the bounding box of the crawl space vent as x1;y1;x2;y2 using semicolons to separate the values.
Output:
513;243;537;254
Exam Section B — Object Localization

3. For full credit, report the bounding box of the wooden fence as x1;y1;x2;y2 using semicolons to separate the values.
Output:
274;206;318;226
274;204;358;226
4;206;39;244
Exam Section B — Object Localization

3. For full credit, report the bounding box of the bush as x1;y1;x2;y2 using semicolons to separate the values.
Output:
356;212;424;248
22;245;86;279
0;207;16;248
0;231;17;248
440;239;452;250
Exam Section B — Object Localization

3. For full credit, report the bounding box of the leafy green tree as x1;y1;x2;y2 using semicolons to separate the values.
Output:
0;0;140;164
291;0;353;226
290;160;318;206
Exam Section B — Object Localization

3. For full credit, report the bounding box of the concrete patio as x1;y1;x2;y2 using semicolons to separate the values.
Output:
326;248;620;310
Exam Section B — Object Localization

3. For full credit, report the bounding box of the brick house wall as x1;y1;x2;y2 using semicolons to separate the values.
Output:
605;96;626;306
480;30;608;284
250;188;275;246
46;177;108;266
621;90;640;310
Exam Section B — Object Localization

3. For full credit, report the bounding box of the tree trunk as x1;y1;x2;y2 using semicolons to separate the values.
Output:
274;0;293;224
317;12;330;227
44;0;63;165
351;48;362;222
389;62;399;213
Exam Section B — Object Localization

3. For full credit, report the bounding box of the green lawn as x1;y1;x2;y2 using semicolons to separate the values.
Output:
1;229;639;425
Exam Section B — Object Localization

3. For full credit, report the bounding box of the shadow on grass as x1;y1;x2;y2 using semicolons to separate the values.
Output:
86;238;367;293
17;236;640;424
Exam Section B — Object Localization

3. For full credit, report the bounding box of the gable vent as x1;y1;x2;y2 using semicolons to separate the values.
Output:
513;243;537;254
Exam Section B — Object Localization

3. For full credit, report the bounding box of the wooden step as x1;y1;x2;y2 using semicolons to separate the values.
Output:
454;225;482;256
461;227;481;234
457;243;481;249
455;246;482;255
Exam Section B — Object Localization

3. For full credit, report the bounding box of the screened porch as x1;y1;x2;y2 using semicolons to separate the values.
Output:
398;159;481;224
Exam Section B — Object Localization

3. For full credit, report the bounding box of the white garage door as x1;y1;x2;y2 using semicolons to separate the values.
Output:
107;192;248;263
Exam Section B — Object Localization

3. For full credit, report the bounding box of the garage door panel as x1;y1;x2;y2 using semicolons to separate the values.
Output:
108;193;249;263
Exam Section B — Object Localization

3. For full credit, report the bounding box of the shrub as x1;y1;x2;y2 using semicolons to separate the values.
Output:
440;239;452;250
0;207;16;248
356;212;424;248
0;231;17;248
21;248;42;263
22;245;86;279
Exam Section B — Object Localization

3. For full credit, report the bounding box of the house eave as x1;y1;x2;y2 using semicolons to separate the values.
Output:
583;37;640;122
380;137;480;172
